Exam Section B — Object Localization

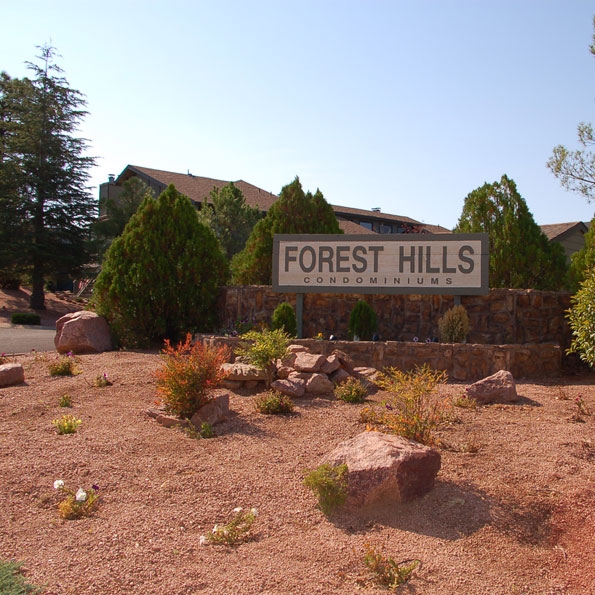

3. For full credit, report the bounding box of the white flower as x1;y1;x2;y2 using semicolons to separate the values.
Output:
75;488;87;502
199;535;207;546
212;524;219;533
53;479;65;490
232;507;243;514
250;508;258;517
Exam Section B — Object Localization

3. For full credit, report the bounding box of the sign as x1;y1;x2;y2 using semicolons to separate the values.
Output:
273;233;489;295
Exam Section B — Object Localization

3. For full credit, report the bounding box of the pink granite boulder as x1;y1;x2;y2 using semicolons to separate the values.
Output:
54;311;112;354
324;431;441;506
465;369;518;404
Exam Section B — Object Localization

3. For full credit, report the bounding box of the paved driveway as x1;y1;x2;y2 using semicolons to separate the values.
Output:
0;326;57;354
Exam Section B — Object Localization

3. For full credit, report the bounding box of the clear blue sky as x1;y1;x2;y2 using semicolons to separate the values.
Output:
2;1;595;229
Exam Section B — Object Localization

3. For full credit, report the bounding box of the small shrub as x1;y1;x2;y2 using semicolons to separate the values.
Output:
452;394;477;409
438;304;470;343
93;372;113;387
201;507;258;546
348;300;377;340
58;394;72;408
371;364;449;445
363;543;420;589
185;422;215;439
235;328;291;388
53;480;99;520
271;302;297;337
48;354;80;377
0;559;42;594
334;377;367;403
11;312;41;326
155;333;230;419
52;414;82;434
254;391;294;414
303;463;348;515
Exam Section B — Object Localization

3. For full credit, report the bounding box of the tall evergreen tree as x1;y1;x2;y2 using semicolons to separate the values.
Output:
197;182;261;260
231;177;342;285
0;45;96;308
454;175;568;290
93;184;228;347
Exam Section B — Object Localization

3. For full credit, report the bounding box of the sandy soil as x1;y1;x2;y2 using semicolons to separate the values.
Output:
0;289;594;594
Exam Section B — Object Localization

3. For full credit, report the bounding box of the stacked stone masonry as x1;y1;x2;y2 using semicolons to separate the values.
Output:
197;335;562;381
218;286;572;347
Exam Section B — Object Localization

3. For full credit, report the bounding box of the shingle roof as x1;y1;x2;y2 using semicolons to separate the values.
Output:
116;165;427;226
118;165;279;212
540;222;588;241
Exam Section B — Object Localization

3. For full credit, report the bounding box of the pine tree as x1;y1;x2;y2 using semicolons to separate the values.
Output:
454;175;568;290
231;177;342;284
0;46;97;308
93;184;228;347
197;182;261;260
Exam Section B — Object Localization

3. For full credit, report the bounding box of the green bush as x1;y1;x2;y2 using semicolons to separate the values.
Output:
567;268;595;367
235;328;291;388
92;184;228;347
254;390;295;414
0;559;42;594
348;300;377;340
0;272;22;290
303;463;348;515
271;302;297;337
11;312;41;325
334;377;367;403
438;304;470;343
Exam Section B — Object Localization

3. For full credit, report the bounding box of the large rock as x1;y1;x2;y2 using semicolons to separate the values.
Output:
305;373;335;394
271;377;306;398
221;362;266;382
191;393;230;427
293;352;327;373
54;311;112;354
324;432;441;506
0;363;25;387
466;369;518;404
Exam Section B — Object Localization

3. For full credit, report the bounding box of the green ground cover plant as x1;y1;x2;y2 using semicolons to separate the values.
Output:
254;390;295;414
0;559;42;594
334;377;368;403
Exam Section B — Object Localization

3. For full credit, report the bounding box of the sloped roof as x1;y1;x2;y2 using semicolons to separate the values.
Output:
540;221;588;242
115;165;428;227
336;218;377;234
118;165;279;212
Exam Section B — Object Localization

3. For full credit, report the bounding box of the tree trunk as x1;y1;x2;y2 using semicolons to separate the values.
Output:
30;263;45;310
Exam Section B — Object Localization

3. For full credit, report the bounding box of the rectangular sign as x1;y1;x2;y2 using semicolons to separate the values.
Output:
273;233;489;295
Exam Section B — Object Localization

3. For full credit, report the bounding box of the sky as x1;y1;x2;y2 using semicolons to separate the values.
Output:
2;1;595;230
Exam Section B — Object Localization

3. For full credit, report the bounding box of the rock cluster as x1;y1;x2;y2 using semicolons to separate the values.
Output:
147;392;230;429
222;345;378;396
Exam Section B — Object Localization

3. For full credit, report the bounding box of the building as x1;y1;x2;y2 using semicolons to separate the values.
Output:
99;165;451;235
540;221;590;262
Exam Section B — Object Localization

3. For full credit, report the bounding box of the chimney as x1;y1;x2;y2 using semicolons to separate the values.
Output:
108;174;115;183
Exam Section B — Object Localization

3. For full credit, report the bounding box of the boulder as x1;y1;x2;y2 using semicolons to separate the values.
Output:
305;373;335;394
54;311;112;354
324;431;441;506
0;363;25;387
320;353;342;374
466;369;518;404
271;377;306;398
221;362;266;382
191;393;230;427
330;368;351;385
293;352;327;373
332;350;356;375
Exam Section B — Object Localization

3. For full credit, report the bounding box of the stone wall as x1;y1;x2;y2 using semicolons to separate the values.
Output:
218;286;573;347
196;335;562;381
